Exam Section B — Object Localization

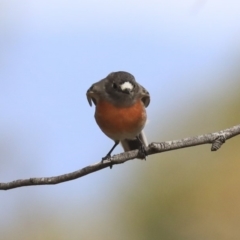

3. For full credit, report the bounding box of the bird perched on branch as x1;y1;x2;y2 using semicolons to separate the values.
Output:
86;71;150;164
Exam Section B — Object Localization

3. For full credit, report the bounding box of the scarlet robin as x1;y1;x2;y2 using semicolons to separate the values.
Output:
86;71;150;163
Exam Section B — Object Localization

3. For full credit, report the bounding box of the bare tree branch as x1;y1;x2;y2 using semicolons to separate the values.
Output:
1;124;240;190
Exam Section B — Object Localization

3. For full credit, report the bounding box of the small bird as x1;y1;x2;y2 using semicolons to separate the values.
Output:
86;71;150;163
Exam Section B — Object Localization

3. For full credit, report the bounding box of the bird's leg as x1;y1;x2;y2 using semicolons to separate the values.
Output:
136;135;147;160
102;141;119;168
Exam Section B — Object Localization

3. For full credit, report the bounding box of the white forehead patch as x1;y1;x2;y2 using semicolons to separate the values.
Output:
120;81;134;91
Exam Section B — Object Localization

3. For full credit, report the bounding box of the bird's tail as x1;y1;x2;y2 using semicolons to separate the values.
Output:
120;131;148;159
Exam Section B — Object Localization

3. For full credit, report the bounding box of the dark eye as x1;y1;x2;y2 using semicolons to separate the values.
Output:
112;83;118;89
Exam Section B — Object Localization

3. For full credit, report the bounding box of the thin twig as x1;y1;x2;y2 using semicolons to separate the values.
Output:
1;124;240;190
